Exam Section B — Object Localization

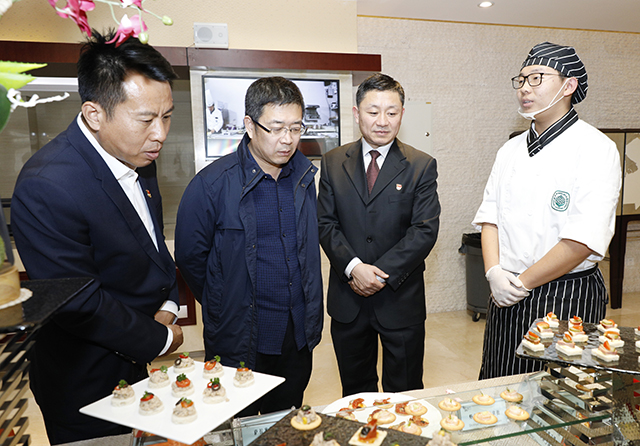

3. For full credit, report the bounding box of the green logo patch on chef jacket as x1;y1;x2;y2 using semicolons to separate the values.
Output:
551;190;570;212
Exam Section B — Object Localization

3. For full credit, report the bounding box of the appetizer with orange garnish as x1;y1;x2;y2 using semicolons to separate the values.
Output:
597;318;619;333
438;398;461;411
173;352;195;373
148;365;170;389
592;340;620;362
440;413;464;431
543;312;559;328
534;321;554;339
635;326;640;337
349;397;366;411
367;408;396;425
172;397;197;424
499;388;523;403
505;405;529;420
336;407;356;421
233;362;255;387
570;316;583;326
522;331;544;352
599;330;624;348
568;324;588;343
348;420;387;446
372;397;393;409
203;377;228;404
395;401;409;415
410;414;429;427
172;373;194;397
556;332;583;356
473;411;497;425
471;392;494;406
112;379;135;406
203;355;224;379
139;391;163;415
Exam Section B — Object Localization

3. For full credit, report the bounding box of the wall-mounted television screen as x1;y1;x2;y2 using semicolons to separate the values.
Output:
202;75;340;160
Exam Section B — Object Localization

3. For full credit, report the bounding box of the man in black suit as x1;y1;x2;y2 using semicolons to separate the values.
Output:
11;31;183;444
318;73;440;396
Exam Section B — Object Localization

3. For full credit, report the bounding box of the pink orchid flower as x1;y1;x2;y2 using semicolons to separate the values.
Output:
48;0;95;36
106;14;148;47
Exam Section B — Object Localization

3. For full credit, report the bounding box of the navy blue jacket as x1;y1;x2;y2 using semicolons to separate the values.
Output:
175;134;323;368
11;118;178;439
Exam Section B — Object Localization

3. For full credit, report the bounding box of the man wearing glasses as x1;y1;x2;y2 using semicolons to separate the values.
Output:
175;77;323;414
473;42;621;379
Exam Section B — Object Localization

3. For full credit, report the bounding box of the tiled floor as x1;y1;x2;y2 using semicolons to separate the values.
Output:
24;292;640;445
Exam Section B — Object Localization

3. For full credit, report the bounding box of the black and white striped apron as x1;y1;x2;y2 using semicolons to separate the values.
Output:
478;265;607;380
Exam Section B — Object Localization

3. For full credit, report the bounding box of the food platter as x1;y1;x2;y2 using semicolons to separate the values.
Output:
80;360;284;445
516;320;640;375
321;392;442;439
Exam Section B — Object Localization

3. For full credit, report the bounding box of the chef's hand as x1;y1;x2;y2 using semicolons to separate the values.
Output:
486;265;529;307
350;263;388;297
163;324;184;356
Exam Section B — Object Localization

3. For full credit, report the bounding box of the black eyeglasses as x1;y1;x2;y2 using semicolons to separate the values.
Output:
251;118;306;137
511;73;561;89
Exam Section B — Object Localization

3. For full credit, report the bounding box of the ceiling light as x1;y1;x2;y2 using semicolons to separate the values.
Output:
478;1;493;7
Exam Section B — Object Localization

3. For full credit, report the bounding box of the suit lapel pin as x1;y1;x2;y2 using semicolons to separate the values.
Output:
396;184;403;191
146;189;152;198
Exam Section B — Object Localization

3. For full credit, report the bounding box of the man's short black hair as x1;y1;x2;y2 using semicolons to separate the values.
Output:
244;77;305;122
356;73;405;107
77;29;177;118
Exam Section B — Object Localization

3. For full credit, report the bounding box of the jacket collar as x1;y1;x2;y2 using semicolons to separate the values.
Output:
66;119;173;277
344;138;407;204
236;133;316;193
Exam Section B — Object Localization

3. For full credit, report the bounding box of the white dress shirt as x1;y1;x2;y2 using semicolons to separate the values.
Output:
77;114;177;354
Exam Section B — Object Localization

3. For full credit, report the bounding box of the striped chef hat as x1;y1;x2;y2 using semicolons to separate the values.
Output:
521;42;588;105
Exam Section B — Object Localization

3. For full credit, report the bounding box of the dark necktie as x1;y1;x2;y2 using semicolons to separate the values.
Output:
366;150;380;194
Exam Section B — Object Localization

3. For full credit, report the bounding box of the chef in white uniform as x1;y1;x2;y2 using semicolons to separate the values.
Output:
473;42;621;379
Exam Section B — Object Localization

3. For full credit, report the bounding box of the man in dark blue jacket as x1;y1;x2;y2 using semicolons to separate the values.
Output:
11;31;183;444
175;77;323;415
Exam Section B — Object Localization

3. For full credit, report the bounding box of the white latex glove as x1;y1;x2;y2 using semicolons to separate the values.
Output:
485;265;529;307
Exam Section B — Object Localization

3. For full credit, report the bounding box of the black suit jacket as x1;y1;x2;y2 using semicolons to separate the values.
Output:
11;119;178;439
318;139;440;329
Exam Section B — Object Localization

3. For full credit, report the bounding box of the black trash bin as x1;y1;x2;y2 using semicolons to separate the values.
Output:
459;233;491;322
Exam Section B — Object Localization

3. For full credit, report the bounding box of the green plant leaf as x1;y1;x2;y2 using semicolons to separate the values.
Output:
0;85;11;134
0;72;36;90
0;61;47;74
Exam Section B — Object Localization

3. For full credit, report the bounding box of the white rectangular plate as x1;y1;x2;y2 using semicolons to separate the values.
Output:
80;361;285;445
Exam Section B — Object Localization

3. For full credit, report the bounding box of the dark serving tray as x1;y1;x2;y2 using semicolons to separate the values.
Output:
0;277;93;333
252;410;431;446
516;319;640;376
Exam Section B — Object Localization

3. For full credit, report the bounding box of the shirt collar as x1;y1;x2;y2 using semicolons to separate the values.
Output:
527;108;579;157
362;138;393;159
243;139;294;180
76;113;136;182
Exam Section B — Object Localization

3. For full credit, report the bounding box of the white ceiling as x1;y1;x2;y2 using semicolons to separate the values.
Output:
357;0;640;33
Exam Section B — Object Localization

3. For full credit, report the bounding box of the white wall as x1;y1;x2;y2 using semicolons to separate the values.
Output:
0;0;358;53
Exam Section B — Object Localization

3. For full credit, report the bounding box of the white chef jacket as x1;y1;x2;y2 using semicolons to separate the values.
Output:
473;119;621;275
